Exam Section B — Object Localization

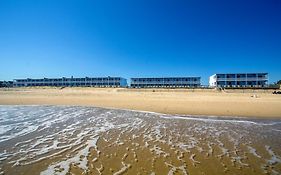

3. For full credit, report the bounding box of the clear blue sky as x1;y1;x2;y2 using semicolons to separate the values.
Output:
0;0;280;85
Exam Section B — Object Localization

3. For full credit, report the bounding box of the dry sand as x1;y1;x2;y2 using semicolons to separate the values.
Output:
0;87;280;118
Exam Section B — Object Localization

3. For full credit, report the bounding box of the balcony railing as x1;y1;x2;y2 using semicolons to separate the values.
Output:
216;77;267;81
131;81;201;85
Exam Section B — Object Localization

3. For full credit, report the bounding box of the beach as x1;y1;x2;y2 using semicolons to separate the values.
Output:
0;88;281;174
0;87;280;118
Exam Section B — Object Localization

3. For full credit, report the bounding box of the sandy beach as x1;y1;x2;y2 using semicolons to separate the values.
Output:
0;87;280;118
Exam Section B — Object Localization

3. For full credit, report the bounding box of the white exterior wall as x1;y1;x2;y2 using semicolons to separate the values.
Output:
209;73;268;87
209;74;217;87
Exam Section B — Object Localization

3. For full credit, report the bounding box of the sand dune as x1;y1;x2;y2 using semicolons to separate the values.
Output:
0;87;280;118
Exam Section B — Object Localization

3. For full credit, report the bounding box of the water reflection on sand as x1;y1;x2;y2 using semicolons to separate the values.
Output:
0;105;280;175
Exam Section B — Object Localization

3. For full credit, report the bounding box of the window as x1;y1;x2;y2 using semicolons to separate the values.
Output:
217;74;225;78
226;74;235;78
247;74;257;78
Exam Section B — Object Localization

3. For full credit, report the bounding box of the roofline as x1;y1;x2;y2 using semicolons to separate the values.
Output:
130;77;201;79
13;76;126;81
211;73;268;75
210;73;268;76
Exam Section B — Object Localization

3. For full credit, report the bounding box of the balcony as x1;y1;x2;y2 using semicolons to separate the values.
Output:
216;77;267;81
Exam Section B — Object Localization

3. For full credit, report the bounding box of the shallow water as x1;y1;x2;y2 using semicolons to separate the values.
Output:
0;105;280;175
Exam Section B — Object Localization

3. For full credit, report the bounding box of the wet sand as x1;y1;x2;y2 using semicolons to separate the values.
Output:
0;87;281;118
0;106;280;175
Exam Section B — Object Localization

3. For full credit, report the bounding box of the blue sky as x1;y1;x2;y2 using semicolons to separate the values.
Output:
0;0;280;85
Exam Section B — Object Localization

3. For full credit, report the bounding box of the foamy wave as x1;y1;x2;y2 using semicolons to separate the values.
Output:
0;105;280;175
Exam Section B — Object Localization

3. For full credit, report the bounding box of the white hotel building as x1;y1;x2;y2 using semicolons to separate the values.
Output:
130;77;201;88
209;73;268;88
13;77;127;87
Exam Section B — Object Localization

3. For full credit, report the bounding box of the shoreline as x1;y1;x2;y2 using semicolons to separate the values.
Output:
2;104;281;121
1;105;280;175
0;87;281;119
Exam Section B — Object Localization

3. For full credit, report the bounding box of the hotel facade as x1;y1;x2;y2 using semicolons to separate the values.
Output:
209;73;268;87
13;77;127;87
130;77;201;88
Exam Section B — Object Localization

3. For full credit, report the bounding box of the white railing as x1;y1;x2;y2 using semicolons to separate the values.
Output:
131;81;200;84
216;78;267;81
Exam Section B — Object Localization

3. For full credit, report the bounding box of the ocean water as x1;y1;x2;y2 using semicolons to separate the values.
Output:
0;105;280;175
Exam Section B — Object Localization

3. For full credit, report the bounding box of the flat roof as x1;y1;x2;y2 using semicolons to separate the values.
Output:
14;76;126;80
210;73;268;76
131;77;200;79
211;73;267;75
